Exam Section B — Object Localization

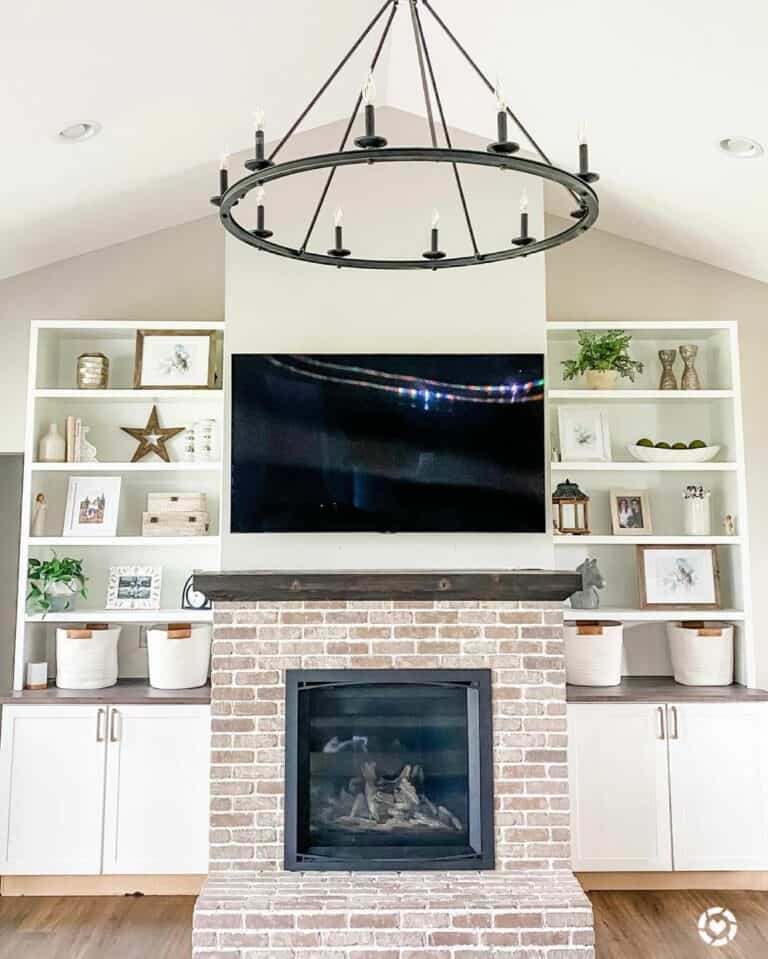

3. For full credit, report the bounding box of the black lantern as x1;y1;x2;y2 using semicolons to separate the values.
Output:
553;478;591;535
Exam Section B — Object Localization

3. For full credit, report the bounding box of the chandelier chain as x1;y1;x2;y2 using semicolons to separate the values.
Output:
299;0;399;254
268;0;397;166
412;0;480;256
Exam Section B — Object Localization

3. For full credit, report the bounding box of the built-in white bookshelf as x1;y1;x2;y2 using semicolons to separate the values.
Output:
547;320;754;686
13;320;225;690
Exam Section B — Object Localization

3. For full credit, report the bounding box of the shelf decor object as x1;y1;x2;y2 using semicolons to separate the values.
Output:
610;489;652;535
667;621;734;686
38;423;65;463
121;405;184;462
564;621;623;686
76;352;109;390
637;544;721;610
561;329;644;390
209;0;599;270
683;485;711;536
146;623;212;690
658;349;678;390
182;574;211;612
552;478;591;535
569;558;605;610
558;407;611;462
55;624;120;690
106;566;162;611
680;344;701;390
134;329;217;389
26;553;88;616
627;442;720;463
63;476;121;537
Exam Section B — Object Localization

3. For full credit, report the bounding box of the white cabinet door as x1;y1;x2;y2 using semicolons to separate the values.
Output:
568;703;673;871
102;705;210;874
0;705;107;874
669;703;768;869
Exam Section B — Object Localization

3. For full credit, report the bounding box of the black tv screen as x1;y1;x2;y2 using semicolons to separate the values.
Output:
231;354;545;533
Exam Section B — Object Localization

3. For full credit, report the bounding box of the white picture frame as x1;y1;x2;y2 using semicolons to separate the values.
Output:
558;407;611;462
63;476;122;537
106;566;162;610
637;545;721;610
134;329;216;390
611;489;653;535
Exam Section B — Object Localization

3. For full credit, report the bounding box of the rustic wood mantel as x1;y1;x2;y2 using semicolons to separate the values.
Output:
194;569;580;603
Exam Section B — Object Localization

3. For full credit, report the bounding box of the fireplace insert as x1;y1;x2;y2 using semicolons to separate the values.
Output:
284;669;494;871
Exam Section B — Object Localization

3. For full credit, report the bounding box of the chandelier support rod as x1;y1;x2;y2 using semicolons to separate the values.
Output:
412;1;480;257
421;0;550;166
298;0;399;254
408;0;438;148
268;0;396;165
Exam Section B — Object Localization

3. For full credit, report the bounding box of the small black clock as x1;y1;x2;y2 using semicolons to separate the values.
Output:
182;575;211;611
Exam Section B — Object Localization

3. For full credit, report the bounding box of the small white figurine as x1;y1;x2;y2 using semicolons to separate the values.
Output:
723;514;736;536
31;493;47;537
78;426;98;463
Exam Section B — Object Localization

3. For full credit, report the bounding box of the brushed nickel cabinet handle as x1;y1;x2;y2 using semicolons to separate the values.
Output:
109;708;121;743
657;705;666;740
670;705;679;740
96;708;106;742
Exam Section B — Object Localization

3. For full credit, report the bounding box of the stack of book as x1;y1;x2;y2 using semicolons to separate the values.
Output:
64;415;83;462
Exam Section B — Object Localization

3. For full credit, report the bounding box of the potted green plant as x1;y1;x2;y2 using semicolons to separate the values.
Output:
561;329;644;390
27;553;88;617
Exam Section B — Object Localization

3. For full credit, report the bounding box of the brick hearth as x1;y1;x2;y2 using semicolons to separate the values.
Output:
193;597;594;958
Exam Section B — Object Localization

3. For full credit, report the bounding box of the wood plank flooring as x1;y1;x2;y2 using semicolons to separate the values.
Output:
0;891;765;957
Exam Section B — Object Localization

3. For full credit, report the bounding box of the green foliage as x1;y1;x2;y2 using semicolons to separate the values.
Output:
561;330;644;382
27;552;88;616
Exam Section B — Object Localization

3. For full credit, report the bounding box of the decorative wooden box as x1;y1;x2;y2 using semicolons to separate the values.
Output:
142;511;210;537
147;492;207;513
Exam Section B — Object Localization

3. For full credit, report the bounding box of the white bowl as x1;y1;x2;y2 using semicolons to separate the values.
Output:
627;443;721;463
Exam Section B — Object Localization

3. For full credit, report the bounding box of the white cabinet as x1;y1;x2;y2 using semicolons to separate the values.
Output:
0;705;107;874
568;703;672;871
102;705;210;874
569;701;768;872
669;703;768;869
0;703;209;875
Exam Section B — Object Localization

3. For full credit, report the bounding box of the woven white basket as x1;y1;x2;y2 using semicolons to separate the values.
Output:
564;621;623;686
147;623;211;689
56;626;120;689
667;622;733;686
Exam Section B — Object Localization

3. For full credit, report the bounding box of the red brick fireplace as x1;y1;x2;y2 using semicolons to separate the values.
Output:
192;571;594;958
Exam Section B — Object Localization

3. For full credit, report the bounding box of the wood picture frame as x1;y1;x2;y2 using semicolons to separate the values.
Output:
134;330;217;390
637;544;721;610
610;489;653;535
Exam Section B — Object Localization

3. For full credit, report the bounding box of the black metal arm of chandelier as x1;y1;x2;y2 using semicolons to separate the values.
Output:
211;0;600;271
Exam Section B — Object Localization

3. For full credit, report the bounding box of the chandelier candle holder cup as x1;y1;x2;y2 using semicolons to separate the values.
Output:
209;0;599;270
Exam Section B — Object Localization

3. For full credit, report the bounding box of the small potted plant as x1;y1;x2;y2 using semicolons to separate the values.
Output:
27;553;88;616
562;329;644;390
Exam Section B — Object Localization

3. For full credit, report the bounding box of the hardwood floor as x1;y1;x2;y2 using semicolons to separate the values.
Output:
0;892;765;957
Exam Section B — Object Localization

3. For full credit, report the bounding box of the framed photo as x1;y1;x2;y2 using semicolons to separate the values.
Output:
106;566;162;610
611;489;653;535
558;407;611;462
637;545;721;610
63;476;121;537
134;330;217;389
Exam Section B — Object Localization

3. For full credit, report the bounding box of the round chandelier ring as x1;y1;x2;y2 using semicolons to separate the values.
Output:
219;147;599;270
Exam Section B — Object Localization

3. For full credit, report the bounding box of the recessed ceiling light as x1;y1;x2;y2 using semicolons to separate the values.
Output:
57;121;101;143
719;136;764;159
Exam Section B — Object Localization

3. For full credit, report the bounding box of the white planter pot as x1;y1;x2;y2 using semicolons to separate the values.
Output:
667;622;733;686
585;369;619;390
683;495;711;536
147;624;211;689
565;621;623;686
56;626;120;690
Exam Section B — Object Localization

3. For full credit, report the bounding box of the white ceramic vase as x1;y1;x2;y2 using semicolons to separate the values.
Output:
684;492;711;535
38;423;66;462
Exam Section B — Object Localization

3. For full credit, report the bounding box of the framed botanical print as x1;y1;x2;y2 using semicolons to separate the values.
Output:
637;545;721;610
611;489;653;535
63;476;122;537
558;406;611;462
134;330;217;389
106;566;162;610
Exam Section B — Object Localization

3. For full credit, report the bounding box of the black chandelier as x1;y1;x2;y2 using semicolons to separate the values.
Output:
211;0;600;271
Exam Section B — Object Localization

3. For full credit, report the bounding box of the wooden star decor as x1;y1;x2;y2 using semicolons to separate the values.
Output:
121;405;184;463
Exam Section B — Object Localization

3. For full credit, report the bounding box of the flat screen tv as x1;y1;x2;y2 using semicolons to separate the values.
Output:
231;354;545;533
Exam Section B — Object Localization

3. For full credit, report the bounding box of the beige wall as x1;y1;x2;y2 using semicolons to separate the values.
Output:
0;216;224;452
546;215;768;687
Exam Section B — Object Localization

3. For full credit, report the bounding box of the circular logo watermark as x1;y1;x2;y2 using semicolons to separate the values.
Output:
698;907;738;947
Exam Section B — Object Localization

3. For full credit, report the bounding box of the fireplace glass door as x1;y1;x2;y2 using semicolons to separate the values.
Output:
285;669;494;871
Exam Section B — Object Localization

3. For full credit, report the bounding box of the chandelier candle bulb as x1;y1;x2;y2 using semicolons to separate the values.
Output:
245;107;273;172
422;209;446;262
252;185;273;239
328;207;350;259
577;122;600;183
218;154;229;196
512;191;535;246
354;72;387;149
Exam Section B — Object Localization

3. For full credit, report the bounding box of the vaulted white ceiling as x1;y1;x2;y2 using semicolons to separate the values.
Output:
3;0;768;282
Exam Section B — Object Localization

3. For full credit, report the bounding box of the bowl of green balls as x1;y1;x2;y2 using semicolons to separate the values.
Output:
627;438;721;463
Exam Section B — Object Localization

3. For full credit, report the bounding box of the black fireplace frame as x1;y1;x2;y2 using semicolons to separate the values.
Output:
284;668;495;872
